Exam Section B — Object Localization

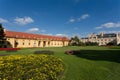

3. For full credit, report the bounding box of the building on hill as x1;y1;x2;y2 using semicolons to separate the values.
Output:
80;32;120;46
4;31;69;48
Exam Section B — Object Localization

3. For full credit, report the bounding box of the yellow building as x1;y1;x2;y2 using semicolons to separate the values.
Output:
4;31;69;48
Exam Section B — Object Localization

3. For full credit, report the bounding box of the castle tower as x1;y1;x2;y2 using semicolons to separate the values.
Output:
116;32;120;45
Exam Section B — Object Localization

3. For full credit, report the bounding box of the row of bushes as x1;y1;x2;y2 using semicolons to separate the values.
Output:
0;54;64;80
34;50;54;55
69;41;99;46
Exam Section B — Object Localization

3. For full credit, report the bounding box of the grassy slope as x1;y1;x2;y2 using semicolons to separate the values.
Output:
0;46;120;80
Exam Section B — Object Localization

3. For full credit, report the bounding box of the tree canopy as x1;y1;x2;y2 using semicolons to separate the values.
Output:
0;23;6;47
69;36;98;46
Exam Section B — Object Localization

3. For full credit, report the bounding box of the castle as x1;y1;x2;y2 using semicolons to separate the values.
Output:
80;32;120;46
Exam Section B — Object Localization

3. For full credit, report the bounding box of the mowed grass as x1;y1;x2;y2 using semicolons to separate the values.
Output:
0;46;120;80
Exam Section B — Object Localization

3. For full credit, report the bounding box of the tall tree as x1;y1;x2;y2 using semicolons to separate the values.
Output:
0;23;6;47
69;36;80;46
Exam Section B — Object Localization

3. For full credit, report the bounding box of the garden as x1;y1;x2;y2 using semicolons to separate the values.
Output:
0;46;120;80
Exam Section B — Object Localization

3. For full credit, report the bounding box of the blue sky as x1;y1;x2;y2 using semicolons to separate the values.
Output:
0;0;120;37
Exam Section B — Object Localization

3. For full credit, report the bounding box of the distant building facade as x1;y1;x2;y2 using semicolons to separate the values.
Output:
80;32;120;46
4;31;69;48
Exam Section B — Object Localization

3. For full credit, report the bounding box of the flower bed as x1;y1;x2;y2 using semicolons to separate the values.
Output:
0;48;21;52
0;54;64;80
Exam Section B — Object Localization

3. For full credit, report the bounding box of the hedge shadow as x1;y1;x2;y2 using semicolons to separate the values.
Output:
71;50;120;63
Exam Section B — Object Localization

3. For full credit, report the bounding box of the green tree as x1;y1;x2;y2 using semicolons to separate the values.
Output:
85;42;98;46
0;23;6;47
69;36;80;46
78;41;86;46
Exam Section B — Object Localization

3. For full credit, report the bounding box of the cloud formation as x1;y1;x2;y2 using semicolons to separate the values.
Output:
0;18;8;23
26;28;46;33
14;17;34;25
55;34;68;37
67;14;90;23
69;18;75;23
26;28;39;32
78;14;90;21
40;30;46;33
95;22;120;29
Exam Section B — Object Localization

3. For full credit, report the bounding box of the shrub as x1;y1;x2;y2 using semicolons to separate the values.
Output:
65;50;80;55
0;54;64;80
34;50;54;55
85;42;98;46
65;50;74;55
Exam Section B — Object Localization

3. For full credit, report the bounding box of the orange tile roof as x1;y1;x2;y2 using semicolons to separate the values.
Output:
5;31;69;41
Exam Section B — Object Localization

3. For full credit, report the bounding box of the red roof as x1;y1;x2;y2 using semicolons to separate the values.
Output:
5;31;69;41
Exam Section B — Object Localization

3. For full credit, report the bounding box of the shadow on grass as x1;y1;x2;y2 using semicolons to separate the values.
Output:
72;50;120;63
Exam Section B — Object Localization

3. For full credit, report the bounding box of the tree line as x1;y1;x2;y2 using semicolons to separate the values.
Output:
69;36;98;46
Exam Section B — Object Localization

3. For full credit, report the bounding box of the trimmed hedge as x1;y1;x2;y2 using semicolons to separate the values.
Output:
34;50;54;55
0;55;64;80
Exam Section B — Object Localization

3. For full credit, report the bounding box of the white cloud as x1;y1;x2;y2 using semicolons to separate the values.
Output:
95;26;103;29
45;34;53;35
26;28;46;33
0;18;8;23
40;30;46;33
95;22;120;29
67;18;75;23
78;14;90;21
14;17;34;25
26;28;39;32
56;34;68;37
67;14;90;23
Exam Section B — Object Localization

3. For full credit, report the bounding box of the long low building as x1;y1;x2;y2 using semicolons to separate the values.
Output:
80;32;120;46
4;31;69;48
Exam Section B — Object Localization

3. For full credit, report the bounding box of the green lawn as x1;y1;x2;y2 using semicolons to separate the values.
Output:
0;46;120;80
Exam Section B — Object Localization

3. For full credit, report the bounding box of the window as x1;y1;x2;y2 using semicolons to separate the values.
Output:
101;42;103;45
23;42;24;45
29;40;31;45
